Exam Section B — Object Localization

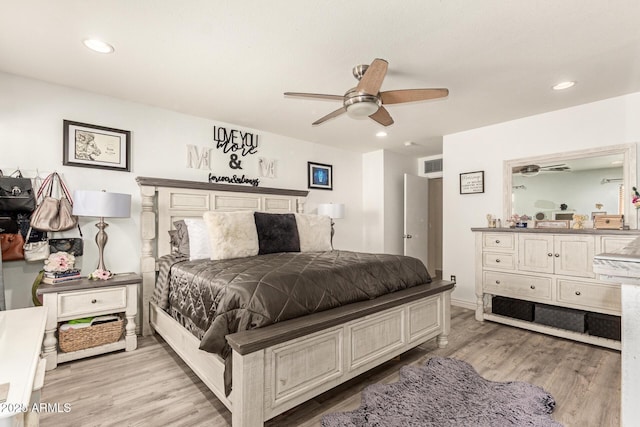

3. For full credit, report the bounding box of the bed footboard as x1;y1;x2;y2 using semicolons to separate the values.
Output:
230;285;452;426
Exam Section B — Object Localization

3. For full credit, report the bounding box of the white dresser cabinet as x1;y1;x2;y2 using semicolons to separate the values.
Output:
474;228;640;349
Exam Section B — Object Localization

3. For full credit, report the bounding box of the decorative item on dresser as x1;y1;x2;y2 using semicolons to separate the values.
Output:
473;227;640;349
136;176;453;427
36;273;140;370
72;190;131;272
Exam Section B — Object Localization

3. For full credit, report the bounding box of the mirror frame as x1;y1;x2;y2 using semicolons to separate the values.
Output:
503;143;637;228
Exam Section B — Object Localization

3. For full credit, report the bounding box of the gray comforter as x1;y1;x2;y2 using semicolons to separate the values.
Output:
153;250;431;394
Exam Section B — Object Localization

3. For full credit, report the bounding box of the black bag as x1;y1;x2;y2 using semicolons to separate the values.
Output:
0;170;36;213
16;213;47;242
0;216;19;234
49;223;83;256
49;238;83;256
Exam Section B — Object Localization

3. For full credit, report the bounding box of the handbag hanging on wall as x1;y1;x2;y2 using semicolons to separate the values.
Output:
0;169;37;213
23;226;50;262
49;224;84;257
30;172;78;232
1;232;25;261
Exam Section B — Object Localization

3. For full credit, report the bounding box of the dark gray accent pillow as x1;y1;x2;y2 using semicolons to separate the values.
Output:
254;212;301;255
171;220;190;256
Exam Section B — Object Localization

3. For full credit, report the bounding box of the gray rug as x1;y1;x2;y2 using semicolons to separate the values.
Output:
321;357;562;427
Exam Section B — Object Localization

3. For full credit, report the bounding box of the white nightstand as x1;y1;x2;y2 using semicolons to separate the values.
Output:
37;273;140;371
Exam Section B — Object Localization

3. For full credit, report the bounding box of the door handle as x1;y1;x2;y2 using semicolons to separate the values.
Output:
404;234;413;239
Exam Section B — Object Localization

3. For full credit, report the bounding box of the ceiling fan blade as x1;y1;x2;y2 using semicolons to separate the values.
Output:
540;164;567;169
284;92;344;101
312;107;347;125
380;88;449;105
357;58;388;95
369;106;394;127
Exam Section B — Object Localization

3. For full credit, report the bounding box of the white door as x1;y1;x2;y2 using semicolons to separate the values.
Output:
404;174;430;270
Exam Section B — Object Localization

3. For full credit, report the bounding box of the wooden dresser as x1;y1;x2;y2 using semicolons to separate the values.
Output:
473;227;640;349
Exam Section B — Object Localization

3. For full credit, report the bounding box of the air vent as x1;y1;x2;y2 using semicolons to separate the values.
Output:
423;158;443;174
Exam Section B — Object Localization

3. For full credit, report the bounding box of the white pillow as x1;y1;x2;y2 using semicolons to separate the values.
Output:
203;211;259;260
295;213;332;252
183;218;211;261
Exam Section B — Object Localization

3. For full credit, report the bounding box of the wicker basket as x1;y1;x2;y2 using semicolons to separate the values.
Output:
58;318;124;353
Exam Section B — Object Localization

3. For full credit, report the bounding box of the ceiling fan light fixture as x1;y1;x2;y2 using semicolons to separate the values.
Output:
345;102;379;119
521;170;540;177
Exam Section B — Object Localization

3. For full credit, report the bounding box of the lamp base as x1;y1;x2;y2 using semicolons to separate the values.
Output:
95;218;109;272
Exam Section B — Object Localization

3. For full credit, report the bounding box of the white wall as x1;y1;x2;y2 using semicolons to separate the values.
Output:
0;72;364;309
362;151;385;252
443;92;640;305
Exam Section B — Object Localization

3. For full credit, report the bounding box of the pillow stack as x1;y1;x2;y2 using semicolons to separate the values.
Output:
170;211;332;261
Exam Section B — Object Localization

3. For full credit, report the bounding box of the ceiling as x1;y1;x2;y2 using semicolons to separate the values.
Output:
2;1;640;157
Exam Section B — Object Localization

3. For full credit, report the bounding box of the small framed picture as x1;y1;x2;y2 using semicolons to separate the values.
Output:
308;162;333;190
63;120;131;172
460;171;484;194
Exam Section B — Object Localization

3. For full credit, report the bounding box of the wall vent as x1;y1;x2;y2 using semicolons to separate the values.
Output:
423;158;443;174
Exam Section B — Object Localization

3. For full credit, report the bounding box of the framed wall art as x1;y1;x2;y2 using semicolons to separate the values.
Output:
460;170;484;194
63;120;131;172
308;162;333;190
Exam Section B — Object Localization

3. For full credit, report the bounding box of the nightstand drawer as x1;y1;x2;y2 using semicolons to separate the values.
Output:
58;287;127;318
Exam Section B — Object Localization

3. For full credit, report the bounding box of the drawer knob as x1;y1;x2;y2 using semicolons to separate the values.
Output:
530;285;536;290
547;253;553;257
554;253;560;257
495;259;501;263
495;240;500;244
91;299;97;304
495;280;501;284
575;291;581;296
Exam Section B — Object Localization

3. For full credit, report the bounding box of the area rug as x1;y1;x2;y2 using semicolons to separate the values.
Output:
321;356;562;427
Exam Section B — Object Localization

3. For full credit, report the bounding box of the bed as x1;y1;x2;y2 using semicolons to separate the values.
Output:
137;177;454;427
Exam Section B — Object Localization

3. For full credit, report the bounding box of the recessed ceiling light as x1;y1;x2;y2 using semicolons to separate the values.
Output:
552;81;576;91
83;39;115;54
404;141;416;147
376;131;387;137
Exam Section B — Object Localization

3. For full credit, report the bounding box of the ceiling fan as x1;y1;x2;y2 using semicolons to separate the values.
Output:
514;164;571;177
284;58;449;127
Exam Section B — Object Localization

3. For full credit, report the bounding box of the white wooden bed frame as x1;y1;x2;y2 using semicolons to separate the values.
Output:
137;177;453;427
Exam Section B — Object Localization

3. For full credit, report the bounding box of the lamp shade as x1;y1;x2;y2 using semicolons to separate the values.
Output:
317;203;345;219
72;190;131;218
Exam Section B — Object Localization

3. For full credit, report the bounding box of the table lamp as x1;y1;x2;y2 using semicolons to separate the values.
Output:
317;203;345;241
72;190;131;272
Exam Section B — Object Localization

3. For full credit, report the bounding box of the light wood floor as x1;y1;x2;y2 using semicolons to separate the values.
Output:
40;306;621;426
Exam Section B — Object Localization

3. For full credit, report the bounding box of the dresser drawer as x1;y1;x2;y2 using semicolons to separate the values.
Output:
483;233;515;251
557;279;621;313
482;252;515;270
58;287;127;318
483;271;552;301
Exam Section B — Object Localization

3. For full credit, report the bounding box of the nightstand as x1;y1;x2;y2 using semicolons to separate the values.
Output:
37;273;140;371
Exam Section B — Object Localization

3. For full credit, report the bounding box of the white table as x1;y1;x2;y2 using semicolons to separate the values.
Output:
0;306;47;427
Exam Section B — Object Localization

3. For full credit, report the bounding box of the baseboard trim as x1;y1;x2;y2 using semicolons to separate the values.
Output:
451;298;475;311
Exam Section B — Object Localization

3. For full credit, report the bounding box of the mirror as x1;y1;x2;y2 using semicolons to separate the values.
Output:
503;144;637;228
